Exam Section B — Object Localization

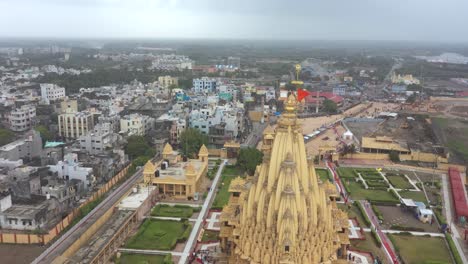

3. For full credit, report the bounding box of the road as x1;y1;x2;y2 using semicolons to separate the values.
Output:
32;167;144;264
178;159;227;264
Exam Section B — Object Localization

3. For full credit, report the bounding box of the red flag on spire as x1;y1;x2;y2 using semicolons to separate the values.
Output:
297;88;311;101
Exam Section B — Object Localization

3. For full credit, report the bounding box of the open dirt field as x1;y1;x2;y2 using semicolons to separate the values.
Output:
0;244;44;264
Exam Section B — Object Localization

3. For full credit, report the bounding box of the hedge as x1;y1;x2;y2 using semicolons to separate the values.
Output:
434;207;447;225
390;224;425;232
368;198;399;205
354;201;371;227
163;254;173;264
371;228;382;248
371;204;384;221
390;189;400;199
445;233;464;264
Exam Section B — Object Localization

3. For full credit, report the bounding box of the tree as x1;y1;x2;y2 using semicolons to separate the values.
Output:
236;147;263;175
406;93;417;104
179;128;208;158
125;135;155;160
323;99;338;113
0;128;15;146
342;144;356;155
389;150;400;162
133;155;152;167
407;84;423;91
35;125;53;143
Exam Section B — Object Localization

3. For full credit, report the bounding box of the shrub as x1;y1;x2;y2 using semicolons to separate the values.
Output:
371;204;384;221
371;228;382;248
390;189;400;199
445;233;464;264
163;254;173;264
389;150;400;162
434;207;447;225
354;201;371;227
390;224;425;232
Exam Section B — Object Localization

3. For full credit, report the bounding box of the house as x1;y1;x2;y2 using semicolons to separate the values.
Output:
143;144;208;200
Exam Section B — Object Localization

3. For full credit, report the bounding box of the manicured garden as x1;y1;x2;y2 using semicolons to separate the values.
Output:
201;230;220;242
338;167;399;204
389;233;453;264
126;219;192;250
116;253;172;264
399;190;427;204
386;173;413;189
151;204;201;218
350;232;388;263
212;165;240;210
315;168;332;182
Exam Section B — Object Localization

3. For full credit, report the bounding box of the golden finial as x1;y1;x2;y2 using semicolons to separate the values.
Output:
284;94;297;113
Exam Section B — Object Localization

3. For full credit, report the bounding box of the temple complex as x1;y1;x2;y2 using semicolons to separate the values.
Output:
220;94;350;263
143;143;208;199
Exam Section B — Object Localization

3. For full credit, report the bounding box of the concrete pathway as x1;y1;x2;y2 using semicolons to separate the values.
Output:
357;173;369;189
178;159;227;264
360;228;444;237
359;200;399;264
441;173;468;263
118;248;183;256
144;216;197;222
206;212;221;231
157;202;202;208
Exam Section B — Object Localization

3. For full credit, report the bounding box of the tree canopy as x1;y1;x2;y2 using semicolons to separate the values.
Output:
125;135;155;160
323;99;338;113
35;125;53;143
0;128;15;146
179;128;208;158
236;147;263;175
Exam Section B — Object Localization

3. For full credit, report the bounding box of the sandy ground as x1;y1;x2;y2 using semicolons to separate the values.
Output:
305;125;346;156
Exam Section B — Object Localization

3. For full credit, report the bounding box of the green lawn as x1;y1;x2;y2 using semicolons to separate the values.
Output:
212;166;241;209
201;230;220;242
315;168;331;182
344;181;398;203
116;253;171;264
337;203;367;227
387;175;413;189
399;190;427;204
337;167;357;179
151;204;199;218
351;232;388;262
126;219;192;250
389;234;452;264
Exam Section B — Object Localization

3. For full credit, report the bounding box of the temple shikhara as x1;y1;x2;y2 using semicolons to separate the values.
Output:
220;94;350;263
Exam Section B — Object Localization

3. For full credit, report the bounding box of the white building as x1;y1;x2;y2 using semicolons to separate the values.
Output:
40;83;66;104
189;103;244;138
58;110;95;139
120;113;154;136
78;123;119;155
48;153;95;190
333;85;347;96
0;130;42;161
193;77;217;94
8;104;36;132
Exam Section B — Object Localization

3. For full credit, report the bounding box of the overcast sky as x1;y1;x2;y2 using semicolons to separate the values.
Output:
1;0;467;42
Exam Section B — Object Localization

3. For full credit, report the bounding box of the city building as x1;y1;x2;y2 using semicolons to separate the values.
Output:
78;123;119;155
333;84;347;96
0;193;50;231
193;77;217;94
47;153;95;190
7;104;36;132
0;130;42;161
40;83;66;104
158;75;178;88
150;54;193;70
391;73;420;85
58;110;95;139
220;95;349;263
60;99;78;113
143;144;208;200
119;113;154;136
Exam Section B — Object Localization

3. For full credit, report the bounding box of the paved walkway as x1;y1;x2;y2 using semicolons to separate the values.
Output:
359;201;399;264
179;159;227;264
144;216;197;222
327;161;348;202
441;173;468;263
206;212;221;231
157;202;202;208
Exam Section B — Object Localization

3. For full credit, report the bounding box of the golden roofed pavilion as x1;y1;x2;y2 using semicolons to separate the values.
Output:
220;94;349;264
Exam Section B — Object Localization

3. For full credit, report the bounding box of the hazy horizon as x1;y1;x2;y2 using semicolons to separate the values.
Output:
1;0;468;43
